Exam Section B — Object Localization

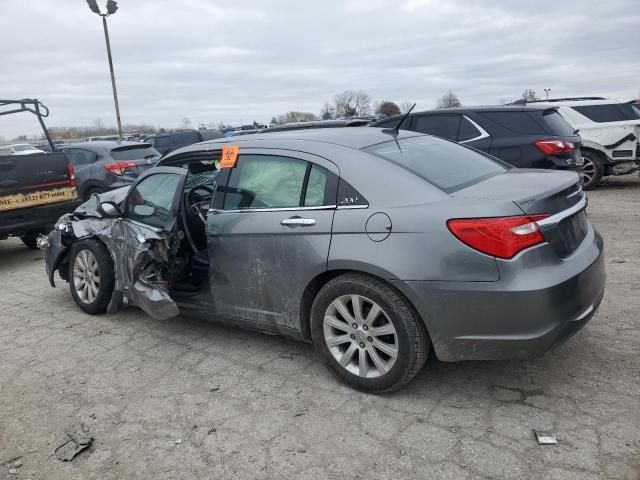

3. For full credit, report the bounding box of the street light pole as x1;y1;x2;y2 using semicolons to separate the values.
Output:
544;88;551;100
101;15;122;141
86;0;122;141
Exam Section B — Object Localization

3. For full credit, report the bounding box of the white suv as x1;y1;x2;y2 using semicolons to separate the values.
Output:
524;97;640;188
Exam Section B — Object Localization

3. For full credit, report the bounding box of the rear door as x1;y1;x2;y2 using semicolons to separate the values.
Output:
207;149;338;331
66;147;100;193
0;151;76;213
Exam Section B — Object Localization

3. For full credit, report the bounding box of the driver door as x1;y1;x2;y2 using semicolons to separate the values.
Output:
115;167;187;319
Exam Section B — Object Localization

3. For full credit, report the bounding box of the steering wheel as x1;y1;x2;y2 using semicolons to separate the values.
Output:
186;185;214;224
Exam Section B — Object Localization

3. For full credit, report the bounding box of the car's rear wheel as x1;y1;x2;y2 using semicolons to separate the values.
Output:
310;273;429;393
68;239;114;314
83;186;105;201
580;151;604;190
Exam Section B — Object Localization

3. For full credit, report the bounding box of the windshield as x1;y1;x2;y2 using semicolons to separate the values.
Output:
111;145;160;161
13;144;35;151
362;135;507;193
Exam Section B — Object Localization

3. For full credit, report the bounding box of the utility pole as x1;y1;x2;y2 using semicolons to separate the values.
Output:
86;0;122;141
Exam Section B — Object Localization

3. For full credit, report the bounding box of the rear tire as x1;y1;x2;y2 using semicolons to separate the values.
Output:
580;151;604;190
20;229;44;249
68;239;114;314
310;273;429;393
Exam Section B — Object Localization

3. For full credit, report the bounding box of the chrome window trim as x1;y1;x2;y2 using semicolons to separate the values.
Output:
336;204;369;210
209;205;337;214
536;195;587;227
458;115;491;144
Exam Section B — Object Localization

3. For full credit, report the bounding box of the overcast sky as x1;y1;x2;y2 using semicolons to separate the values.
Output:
1;0;638;138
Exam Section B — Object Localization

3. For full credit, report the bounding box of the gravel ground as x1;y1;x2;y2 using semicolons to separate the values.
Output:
1;176;639;480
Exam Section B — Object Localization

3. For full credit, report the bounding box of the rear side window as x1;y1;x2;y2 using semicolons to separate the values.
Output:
67;148;98;166
479;111;546;134
535;110;576;136
111;145;160;161
155;136;171;148
458;117;482;141
304;164;329;207
573;104;640;123
362;135;507;193
412;115;460;140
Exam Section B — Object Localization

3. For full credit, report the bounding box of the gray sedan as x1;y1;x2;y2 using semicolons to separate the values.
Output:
40;128;605;392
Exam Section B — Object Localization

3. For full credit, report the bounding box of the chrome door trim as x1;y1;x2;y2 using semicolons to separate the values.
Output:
459;115;491;144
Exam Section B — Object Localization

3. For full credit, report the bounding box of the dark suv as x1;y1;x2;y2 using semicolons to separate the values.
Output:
144;130;224;156
371;106;583;171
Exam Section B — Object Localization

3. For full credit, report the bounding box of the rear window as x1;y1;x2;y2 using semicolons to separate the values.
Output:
111;145;160;161
534;110;576;136
573;103;640;123
362;135;507;193
478;111;546;135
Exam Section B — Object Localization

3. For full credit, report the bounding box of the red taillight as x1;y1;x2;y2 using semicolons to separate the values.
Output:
447;214;549;259
67;161;76;188
534;140;574;155
104;161;137;176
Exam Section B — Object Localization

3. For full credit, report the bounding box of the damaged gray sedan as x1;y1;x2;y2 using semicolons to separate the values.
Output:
39;128;606;392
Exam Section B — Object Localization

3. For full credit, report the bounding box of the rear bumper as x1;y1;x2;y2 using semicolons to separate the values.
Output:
395;227;606;362
0;199;82;236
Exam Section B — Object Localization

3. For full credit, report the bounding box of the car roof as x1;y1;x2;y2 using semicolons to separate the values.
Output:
164;127;424;158
266;119;370;131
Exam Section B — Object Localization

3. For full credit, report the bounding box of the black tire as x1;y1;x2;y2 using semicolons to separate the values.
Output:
20;229;45;249
68;239;115;315
580;151;604;190
310;273;429;393
83;186;105;201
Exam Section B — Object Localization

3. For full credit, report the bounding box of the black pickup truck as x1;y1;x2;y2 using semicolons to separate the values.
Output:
0;99;81;248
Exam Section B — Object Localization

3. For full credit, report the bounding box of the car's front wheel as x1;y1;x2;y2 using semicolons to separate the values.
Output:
310;273;429;393
68;239;115;314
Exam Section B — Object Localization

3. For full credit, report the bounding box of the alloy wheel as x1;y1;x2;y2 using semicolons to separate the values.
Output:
323;294;398;378
580;157;596;186
73;249;100;304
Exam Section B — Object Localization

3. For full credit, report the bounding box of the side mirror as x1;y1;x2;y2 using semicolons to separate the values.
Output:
100;201;121;217
132;204;156;218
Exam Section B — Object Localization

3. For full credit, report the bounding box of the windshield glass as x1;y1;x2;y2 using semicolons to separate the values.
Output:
362;135;507;193
13;144;34;151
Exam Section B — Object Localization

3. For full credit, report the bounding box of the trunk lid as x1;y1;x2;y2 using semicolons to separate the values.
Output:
109;144;161;181
452;169;587;257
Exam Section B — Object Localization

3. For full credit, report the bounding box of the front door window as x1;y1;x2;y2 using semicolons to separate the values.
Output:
126;173;182;229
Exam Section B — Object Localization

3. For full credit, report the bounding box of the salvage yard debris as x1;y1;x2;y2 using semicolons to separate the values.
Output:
533;430;558;445
54;424;93;461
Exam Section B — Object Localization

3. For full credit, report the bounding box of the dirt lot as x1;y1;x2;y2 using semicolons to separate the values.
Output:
1;176;639;480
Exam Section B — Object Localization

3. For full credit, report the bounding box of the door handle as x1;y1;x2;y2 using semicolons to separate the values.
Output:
281;217;316;226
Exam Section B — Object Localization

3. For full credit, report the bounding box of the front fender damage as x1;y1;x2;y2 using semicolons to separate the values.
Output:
39;190;179;320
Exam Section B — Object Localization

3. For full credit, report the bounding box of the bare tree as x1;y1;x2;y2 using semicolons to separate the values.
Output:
93;117;105;132
436;91;462;109
375;101;401;117
399;101;414;114
521;89;539;102
276;111;320;124
320;102;334;120
181;117;192;129
333;90;371;117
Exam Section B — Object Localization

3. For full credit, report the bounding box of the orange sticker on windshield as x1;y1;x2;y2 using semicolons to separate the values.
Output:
220;146;240;168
